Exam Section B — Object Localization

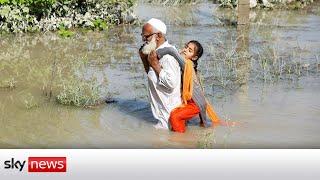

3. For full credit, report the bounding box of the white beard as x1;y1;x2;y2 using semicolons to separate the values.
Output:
141;36;157;55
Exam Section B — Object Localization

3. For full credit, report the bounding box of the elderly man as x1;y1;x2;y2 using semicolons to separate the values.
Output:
139;18;181;129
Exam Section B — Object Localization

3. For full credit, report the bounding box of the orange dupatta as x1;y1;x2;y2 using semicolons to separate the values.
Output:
181;59;221;125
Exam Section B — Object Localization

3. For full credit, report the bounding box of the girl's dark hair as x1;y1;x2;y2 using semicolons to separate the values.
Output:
188;40;203;73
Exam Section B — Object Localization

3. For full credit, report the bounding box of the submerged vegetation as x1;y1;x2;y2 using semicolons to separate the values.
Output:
0;0;136;33
0;77;16;89
56;63;107;108
0;33;110;108
197;130;216;148
52;54;109;107
56;80;103;107
218;0;315;9
22;93;39;109
142;0;315;9
203;39;320;95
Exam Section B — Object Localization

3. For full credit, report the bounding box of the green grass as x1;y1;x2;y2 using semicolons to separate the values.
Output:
93;19;110;31
57;25;75;38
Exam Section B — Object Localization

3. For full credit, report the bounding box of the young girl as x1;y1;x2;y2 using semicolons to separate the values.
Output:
157;40;225;133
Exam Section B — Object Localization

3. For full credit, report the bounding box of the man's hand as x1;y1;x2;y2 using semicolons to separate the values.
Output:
139;45;148;60
147;50;158;67
148;50;162;76
138;45;149;73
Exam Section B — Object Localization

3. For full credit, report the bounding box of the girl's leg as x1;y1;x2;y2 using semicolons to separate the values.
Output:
169;101;200;133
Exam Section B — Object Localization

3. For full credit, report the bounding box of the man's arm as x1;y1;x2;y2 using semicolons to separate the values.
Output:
139;46;149;73
148;50;179;90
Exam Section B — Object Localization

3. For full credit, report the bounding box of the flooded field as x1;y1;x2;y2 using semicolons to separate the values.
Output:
0;1;319;148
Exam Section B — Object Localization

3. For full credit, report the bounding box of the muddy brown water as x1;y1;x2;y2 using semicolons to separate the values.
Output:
0;1;320;148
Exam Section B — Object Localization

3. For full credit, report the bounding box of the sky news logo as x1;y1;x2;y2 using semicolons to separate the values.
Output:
3;157;67;172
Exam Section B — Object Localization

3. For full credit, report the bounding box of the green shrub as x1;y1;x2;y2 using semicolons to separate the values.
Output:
57;24;75;37
0;0;56;18
92;18;109;30
218;0;237;8
0;5;39;33
0;0;136;33
56;80;103;107
55;55;108;108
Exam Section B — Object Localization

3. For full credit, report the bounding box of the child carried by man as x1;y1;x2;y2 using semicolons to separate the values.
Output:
156;40;233;133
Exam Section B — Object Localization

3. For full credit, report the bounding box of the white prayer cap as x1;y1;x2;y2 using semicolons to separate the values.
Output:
147;18;167;34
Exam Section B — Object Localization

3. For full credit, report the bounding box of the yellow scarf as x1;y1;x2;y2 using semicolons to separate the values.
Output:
182;59;221;125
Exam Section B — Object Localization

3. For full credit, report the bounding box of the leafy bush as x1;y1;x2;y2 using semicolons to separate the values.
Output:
0;0;56;18
218;0;237;8
0;5;39;32
0;0;136;33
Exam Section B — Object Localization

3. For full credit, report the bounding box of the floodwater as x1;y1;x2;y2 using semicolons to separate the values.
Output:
0;1;320;148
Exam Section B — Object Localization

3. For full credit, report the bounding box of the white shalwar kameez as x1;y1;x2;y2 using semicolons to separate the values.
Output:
147;41;182;129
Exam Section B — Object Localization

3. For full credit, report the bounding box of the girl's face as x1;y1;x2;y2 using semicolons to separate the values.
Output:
181;42;198;61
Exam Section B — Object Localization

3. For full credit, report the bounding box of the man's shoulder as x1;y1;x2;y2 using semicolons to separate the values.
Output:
158;44;178;59
162;54;176;59
161;54;178;65
165;44;178;51
160;54;180;69
158;41;178;51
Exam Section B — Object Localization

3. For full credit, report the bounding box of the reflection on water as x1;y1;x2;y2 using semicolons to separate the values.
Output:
0;2;320;148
